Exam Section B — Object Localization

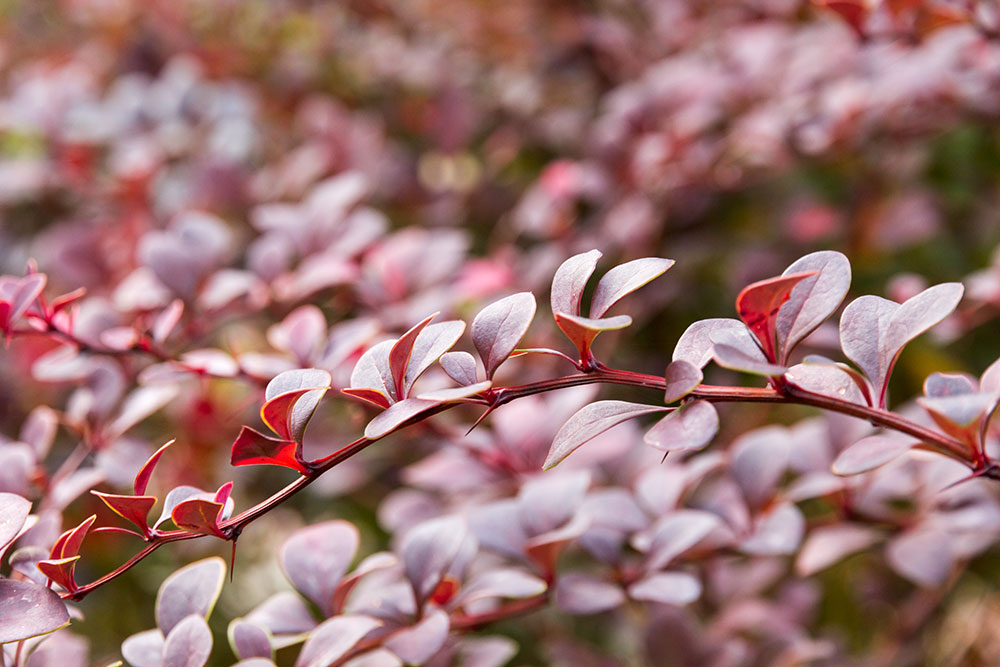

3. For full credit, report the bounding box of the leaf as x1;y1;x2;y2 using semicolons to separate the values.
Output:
155;557;227;635
454;569;547;607
627;572;702;606
643;510;720;571
550;249;602;316
518;471;591;536
663;360;702;403
10;273;47;322
162;614;213;667
923;372;977;398
134;439;175;496
589;257;675;318
340;387;391;409
553;312;632;360
736;271;818;362
50;514;97;559
364;398;442;440
0;579;70;643
775;251;851;364
348;340;396;403
230;426;306;474
19;406;58;459
643;401;719;453
416;380;492;402
262;369;332;443
153;299;185;344
740;502;805;556
403;320;467;394
840;283;964;407
886;529;954;587
36;555;81;592
0;492;31;550
385;609;450;665
121;628;165;667
712;343;787;377
472;292;536;379
155;486;209;529
171;498;227;538
543;401;669;469
439;351;478;386
795;524;881;576
673;318;758;369
228;620;273;660
295;615;382;667
389;313;437;399
729;426;791;508
280;521;359;617
831;434;917;476
107;385;180;440
92;491;157;534
917;393;996;445
401;515;470;605
555;574;625;614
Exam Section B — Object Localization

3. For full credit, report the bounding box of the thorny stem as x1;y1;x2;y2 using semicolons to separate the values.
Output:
65;359;988;601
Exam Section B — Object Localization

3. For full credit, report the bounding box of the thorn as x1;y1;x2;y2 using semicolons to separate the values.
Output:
660;451;670;464
465;405;496;435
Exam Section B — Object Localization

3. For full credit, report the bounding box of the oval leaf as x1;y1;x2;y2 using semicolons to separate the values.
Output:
544;401;668;469
627;571;702;606
663;360;703;403
280;520;360;616
162;614;213;667
156;557;227;635
643;401;719;453
403;320;467;394
589;257;675;318
0;579;70;643
831;434;917;476
439;351;478;386
364;398;442;440
295;615;381;667
472;292;536;379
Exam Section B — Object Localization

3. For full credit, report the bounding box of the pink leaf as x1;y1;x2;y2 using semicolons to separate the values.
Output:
263;369;332;443
550;249;602;316
472;292;536;379
627;572;702;606
295;615;381;667
403;320;467;394
589;257;674;318
0;579;70;643
349;340;396;403
544;401;668;469
155;557;227;635
712;343;787;377
775;251;851;364
364;398;442;440
663;360;702;403
555;574;625;614
439;351;479;386
795;524;881;576
643;401;719;453
831;434;917;476
162;614;213;667
673;318;758;369
0;492;31;551
388;313;438;399
280;521;359;616
385;609;450;665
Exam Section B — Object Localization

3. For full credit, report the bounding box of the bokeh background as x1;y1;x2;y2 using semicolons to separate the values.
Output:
5;0;1000;664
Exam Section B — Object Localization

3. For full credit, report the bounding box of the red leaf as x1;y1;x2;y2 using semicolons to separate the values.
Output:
262;369;332;442
340;387;392;409
231;425;307;473
553;312;631;362
388;313;437;399
261;389;317;441
735;271;817;362
50;514;96;559
134;439;175;496
171;498;227;538
92;492;157;535
36;556;81;592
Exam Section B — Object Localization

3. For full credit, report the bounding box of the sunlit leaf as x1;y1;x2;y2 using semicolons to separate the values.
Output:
230;426;306;473
736;271;817;362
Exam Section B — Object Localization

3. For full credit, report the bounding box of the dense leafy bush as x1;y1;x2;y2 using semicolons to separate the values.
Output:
5;1;1000;665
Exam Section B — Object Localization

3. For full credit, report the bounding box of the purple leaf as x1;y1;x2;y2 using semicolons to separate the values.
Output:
107;385;180;440
121;629;165;667
280;520;359;616
673;319;760;369
917;393;996;443
775;251;851;364
886;529;954;587
740;502;805;556
730;426;791;508
795;524;881;576
0;492;31;551
468;500;529;560
454;568;547;606
152;299;185;344
349;340;396;403
924;372;977;398
643;510;720;571
267;306;327;363
472;292;536;379
10;273;46;322
643;401;719;453
627;572;702;606
831;434;917;476
589;257;675;318
544;401;669;469
228;619;273;660
439;351;478;386
403;320;467;394
244;592;318;637
785;361;870;406
518;471;591;536
295;615;382;667
712;343;787;377
401;516;471;605
555;574;625;614
162;614;213;667
364;398;442;440
550;249;602;316
840;283;964;408
385;609;450;665
19;406;58;459
664;360;702;403
389;313;438;400
416;380;492;402
0;579;70;643
736;271;818;362
9;546;48;585
155;557;227;635
154;486;208;529
263;369;332;443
